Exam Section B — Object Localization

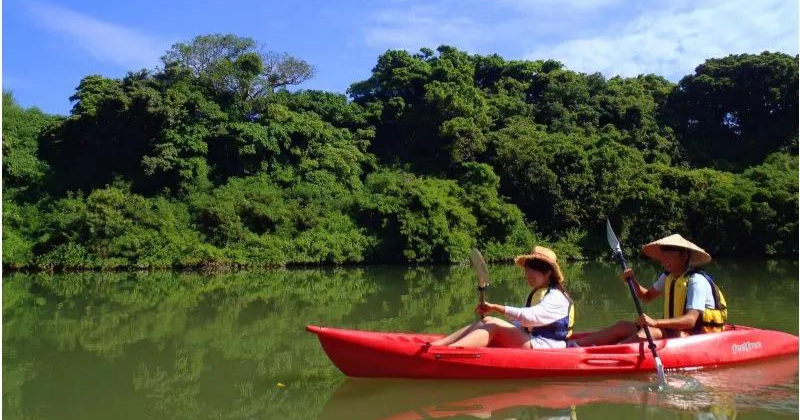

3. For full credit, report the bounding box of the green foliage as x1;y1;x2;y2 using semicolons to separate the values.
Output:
350;46;495;173
356;169;478;262
738;153;798;255
666;52;798;169
2;200;42;268
3;39;797;270
38;72;223;194
30;187;215;270
2;93;57;198
188;175;374;265
457;162;537;261
354;164;535;263
491;119;595;232
162;34;315;100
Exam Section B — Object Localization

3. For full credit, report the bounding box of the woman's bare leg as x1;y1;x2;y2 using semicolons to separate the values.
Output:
449;317;532;348
431;321;482;346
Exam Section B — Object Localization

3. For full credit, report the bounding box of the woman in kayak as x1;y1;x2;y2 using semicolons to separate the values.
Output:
568;234;727;347
431;246;575;349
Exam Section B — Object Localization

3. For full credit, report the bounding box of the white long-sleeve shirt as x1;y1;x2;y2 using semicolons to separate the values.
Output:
504;288;571;348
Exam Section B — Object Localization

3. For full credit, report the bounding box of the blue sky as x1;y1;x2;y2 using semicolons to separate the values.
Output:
4;0;798;115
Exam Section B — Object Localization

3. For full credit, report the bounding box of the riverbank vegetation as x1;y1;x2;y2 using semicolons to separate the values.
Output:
3;34;797;270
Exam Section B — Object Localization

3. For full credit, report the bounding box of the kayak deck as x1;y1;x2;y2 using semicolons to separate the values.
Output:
307;324;799;379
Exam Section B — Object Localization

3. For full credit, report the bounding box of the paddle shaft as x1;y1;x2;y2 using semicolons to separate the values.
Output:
605;220;666;388
615;255;660;359
478;273;488;315
470;249;490;317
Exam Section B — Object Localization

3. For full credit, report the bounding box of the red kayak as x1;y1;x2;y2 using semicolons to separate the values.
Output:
307;324;798;379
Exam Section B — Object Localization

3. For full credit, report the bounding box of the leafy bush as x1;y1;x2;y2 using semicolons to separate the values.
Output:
3;39;797;270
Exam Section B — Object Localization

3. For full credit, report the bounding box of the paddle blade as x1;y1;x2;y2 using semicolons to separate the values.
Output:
469;249;490;288
605;219;623;254
655;357;668;390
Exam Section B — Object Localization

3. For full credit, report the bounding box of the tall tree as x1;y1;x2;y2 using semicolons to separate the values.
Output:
161;34;316;101
666;52;799;169
2;93;56;196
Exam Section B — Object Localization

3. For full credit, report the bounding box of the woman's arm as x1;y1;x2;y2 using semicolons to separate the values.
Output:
477;302;506;315
502;293;568;328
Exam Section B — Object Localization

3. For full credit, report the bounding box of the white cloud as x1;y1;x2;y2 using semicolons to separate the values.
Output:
362;0;633;53
26;1;173;70
363;0;797;80
496;0;626;10
364;5;491;52
524;0;799;80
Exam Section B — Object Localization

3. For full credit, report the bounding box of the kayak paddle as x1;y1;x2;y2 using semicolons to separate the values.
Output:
469;249;490;314
605;220;668;389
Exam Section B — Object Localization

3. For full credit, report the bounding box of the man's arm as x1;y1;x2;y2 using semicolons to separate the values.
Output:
640;285;662;303
622;269;662;303
648;309;701;330
652;274;712;330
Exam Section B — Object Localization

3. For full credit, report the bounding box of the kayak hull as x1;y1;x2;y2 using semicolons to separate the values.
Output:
306;324;799;379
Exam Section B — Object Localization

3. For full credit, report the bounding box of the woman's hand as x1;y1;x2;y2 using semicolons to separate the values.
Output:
620;268;635;283
636;313;658;328
475;302;504;316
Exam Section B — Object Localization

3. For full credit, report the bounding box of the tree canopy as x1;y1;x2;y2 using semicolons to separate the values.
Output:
161;34;316;100
3;35;797;270
667;52;798;170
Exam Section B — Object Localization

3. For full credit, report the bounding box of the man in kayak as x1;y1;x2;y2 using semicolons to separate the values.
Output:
431;246;575;349
568;234;727;347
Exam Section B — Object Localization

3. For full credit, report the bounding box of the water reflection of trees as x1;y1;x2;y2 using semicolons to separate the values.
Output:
3;269;374;419
2;261;797;419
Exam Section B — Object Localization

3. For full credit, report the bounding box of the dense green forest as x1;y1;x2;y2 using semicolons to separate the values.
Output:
3;34;798;270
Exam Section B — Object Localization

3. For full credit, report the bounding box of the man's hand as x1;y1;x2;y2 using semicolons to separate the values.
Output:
636;313;658;328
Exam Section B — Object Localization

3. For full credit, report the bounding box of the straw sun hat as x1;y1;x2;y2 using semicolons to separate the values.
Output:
514;246;564;284
641;234;712;267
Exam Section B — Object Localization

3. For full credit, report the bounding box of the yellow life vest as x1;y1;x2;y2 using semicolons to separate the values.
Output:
663;269;728;333
524;286;575;340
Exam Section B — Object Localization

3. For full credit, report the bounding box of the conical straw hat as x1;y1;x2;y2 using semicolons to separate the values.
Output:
641;234;711;267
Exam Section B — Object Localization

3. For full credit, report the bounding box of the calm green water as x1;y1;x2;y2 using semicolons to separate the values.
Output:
3;260;798;419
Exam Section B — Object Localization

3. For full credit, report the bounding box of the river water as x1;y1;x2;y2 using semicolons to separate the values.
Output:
3;260;798;419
